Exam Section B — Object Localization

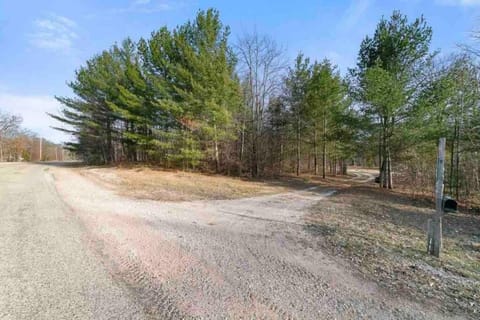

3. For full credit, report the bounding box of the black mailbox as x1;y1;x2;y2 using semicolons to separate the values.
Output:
443;196;458;213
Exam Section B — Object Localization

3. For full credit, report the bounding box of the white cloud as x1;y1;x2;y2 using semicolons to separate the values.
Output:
339;0;372;31
436;0;480;6
29;14;78;52
111;0;174;14
325;51;343;65
0;92;70;143
133;0;152;5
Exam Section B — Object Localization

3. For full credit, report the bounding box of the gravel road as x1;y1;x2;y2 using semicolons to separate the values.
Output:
0;163;146;319
0;163;464;319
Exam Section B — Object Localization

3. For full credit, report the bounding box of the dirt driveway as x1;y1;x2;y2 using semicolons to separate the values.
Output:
0;163;464;319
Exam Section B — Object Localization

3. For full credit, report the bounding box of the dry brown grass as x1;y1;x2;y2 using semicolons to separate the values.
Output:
305;186;480;318
78;166;303;201
75;164;374;202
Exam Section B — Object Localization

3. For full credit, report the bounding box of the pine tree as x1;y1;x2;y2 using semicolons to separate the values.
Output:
350;10;434;189
306;59;348;177
284;53;311;176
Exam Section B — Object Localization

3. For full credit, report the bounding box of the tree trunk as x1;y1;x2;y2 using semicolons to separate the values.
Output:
106;119;113;163
380;120;388;188
307;153;311;173
240;126;245;161
314;127;318;175
455;126;460;199
342;161;348;175
380;158;386;188
378;121;383;187
296;115;300;176
39;138;43;162
322;116;327;179
332;142;337;177
387;148;393;189
214;139;219;172
251;99;260;177
240;109;246;171
449;125;456;196
428;138;446;258
279;140;284;175
251;136;258;177
213;124;219;173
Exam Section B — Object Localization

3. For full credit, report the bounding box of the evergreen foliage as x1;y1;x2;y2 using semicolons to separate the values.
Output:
50;8;480;201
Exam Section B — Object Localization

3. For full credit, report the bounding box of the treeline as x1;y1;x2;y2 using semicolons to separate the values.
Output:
0;111;66;161
51;10;240;171
52;9;480;201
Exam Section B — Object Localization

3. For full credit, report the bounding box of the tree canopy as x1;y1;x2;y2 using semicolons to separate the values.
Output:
49;8;480;201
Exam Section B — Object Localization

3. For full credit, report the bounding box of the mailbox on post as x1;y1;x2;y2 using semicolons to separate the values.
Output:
442;196;458;213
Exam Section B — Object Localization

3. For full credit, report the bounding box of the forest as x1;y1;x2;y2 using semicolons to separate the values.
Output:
50;9;480;205
0;111;65;162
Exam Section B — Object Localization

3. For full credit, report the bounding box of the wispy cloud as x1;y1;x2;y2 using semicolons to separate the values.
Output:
29;14;78;53
435;0;480;6
325;51;343;65
0;92;69;143
339;0;372;31
133;0;152;5
111;0;175;15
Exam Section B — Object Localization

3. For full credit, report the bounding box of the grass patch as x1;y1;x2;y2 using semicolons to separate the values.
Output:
77;166;303;201
305;186;480;317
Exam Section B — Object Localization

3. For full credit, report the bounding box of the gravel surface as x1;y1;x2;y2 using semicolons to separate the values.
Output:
0;163;464;319
0;163;146;319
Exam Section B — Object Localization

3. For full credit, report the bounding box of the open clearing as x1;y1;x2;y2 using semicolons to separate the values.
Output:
78;166;301;201
0;162;477;319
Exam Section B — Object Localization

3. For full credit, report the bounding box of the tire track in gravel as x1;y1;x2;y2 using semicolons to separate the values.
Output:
50;165;461;320
46;168;185;320
146;218;380;319
111;254;185;319
69;205;280;318
63;208;187;320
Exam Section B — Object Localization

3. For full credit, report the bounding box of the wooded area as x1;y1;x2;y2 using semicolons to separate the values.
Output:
0;111;64;161
50;9;480;205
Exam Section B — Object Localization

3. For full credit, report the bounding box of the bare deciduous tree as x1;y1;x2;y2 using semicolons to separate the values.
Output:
0;111;22;161
236;30;287;176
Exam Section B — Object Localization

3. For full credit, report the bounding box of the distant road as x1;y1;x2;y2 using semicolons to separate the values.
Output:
348;167;378;183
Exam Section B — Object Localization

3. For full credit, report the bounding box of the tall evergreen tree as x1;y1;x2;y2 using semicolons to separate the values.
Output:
350;10;434;188
306;59;348;177
284;53;311;176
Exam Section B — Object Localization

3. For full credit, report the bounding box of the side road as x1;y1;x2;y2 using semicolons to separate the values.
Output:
51;163;462;319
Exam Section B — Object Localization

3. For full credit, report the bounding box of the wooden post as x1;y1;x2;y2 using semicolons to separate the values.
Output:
39;137;43;161
428;137;445;258
427;218;433;254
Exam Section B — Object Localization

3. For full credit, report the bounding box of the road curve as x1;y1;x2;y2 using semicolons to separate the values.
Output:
0;163;461;319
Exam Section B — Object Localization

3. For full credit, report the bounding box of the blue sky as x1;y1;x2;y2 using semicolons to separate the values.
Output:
0;0;479;143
